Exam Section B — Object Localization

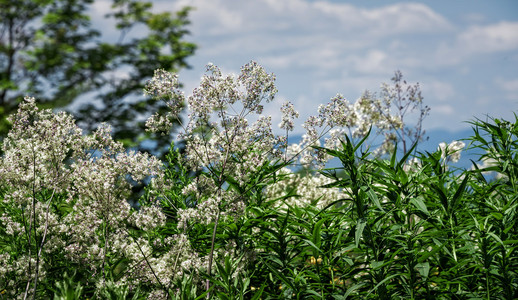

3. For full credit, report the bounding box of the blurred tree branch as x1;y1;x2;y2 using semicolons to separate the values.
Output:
0;0;196;158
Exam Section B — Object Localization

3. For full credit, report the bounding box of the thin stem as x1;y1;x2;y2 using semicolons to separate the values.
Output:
129;229;170;298
23;145;38;300
206;210;221;297
284;129;289;163
205;102;241;297
101;217;108;288
31;189;55;300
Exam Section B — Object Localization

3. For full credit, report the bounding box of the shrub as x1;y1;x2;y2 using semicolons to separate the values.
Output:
1;62;516;299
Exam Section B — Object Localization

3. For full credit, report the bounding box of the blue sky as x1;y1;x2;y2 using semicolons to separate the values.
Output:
93;0;518;136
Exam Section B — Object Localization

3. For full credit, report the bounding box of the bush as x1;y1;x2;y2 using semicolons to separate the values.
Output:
0;63;516;299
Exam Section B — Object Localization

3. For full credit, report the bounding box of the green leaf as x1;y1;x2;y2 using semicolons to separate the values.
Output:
410;196;430;216
262;259;296;291
371;260;385;270
355;219;367;248
304;239;321;253
416;262;430;278
366;187;384;212
488;232;504;246
418;241;445;263
343;282;367;299
450;173;470;213
312;218;326;249
366;274;398;297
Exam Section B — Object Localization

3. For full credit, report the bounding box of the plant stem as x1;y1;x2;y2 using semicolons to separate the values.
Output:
206;210;221;298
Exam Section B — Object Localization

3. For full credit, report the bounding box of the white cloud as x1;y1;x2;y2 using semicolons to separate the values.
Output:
144;0;516;134
88;0;122;41
173;0;452;54
434;104;455;116
437;21;518;65
496;77;518;92
347;50;388;74
362;2;452;34
461;13;486;24
496;77;518;101
422;81;455;102
459;21;518;54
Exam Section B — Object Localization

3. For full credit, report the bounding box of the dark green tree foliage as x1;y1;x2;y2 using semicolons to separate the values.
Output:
0;0;196;156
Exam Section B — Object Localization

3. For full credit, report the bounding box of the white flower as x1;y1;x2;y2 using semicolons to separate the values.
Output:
279;101;299;131
438;140;465;163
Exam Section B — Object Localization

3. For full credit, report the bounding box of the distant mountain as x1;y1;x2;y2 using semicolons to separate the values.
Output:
418;128;474;153
285;127;482;171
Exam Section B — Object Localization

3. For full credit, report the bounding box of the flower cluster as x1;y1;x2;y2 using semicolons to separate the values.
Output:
147;62;287;227
1;62;435;298
438;140;465;163
294;91;405;168
264;168;346;209
0;97;166;297
111;233;204;291
144;69;185;134
144;63;431;251
279;101;299;132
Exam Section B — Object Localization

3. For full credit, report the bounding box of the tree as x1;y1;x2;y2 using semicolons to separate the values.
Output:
0;0;196;156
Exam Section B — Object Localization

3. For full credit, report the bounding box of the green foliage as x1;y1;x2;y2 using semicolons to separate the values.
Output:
0;0;196;156
182;114;517;299
1;78;517;298
51;272;84;300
